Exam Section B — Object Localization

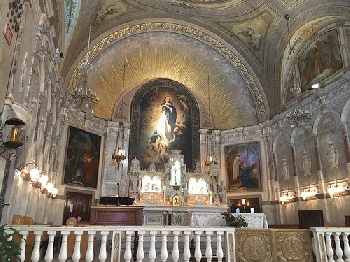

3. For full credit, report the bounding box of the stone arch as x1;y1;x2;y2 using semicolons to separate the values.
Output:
313;110;347;182
291;125;318;187
273;132;295;192
66;20;269;123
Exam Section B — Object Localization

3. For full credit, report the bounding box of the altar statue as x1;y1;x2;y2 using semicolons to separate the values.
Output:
156;95;177;145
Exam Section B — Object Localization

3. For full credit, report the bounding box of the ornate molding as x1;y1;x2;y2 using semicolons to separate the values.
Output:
67;21;268;122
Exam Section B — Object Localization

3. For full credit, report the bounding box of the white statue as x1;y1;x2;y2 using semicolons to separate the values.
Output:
148;161;156;171
130;157;140;172
327;141;339;171
302;150;311;176
281;158;290;181
219;181;226;204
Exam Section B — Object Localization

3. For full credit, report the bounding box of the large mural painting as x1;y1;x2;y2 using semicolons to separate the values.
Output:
130;79;200;170
298;29;343;91
225;141;261;191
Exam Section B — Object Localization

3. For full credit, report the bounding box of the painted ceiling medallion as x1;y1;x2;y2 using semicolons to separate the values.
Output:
167;0;246;8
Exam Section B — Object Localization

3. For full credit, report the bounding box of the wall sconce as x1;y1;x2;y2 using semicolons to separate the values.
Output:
112;148;126;166
0;118;25;154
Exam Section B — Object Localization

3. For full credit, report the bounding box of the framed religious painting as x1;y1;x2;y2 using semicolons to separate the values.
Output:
225;141;261;191
63;126;101;188
129;79;200;170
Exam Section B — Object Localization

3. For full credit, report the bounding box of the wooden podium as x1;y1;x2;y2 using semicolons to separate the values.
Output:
90;206;144;225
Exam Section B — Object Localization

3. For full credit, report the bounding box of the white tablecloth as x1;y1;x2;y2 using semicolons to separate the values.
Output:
231;213;268;228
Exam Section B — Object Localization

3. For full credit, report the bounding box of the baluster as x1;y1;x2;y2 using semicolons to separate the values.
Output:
31;230;43;262
161;230;169;262
99;231;109;262
342;232;350;262
216;231;224;262
86;230;96;262
58;230;70;262
183;231;191;262
137;230;145;262
20;231;28;262
205;231;213;262
72;230;83;262
334;232;344;262
149;230;157;262
172;230;180;262
194;231;202;262
325;232;336;262
124;231;134;262
45;230;56;262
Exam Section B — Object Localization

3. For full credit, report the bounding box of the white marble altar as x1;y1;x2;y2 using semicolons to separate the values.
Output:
231;213;268;228
143;205;228;227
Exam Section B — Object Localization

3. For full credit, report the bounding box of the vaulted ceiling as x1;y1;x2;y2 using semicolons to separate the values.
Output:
55;0;350;129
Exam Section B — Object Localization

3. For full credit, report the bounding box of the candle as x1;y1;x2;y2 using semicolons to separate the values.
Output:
242;198;246;205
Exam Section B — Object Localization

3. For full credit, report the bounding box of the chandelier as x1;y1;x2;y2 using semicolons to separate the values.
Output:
68;26;99;114
286;106;311;128
301;188;318;200
279;191;294;203
112;148;126;166
328;183;344;197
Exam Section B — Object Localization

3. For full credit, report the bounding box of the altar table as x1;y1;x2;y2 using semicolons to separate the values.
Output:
232;213;268;228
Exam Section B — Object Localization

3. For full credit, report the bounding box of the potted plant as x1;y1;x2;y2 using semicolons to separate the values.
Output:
0;224;23;262
222;212;248;228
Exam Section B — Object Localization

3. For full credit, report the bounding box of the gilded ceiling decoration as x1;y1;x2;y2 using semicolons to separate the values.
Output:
85;31;259;129
278;0;307;11
67;21;269;127
166;0;247;9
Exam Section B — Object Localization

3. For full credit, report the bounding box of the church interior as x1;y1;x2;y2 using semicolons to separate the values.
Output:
1;0;350;261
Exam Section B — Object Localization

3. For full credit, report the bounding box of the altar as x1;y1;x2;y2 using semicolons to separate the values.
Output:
143;205;228;227
231;213;268;229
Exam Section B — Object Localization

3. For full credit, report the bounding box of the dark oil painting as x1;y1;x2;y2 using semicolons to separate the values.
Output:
137;86;192;169
226;141;261;191
64;126;101;188
298;29;343;91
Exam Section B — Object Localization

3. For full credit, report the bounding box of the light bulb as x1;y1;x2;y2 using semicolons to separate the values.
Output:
30;168;40;181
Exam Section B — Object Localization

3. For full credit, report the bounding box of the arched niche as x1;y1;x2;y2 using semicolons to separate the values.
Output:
273;132;295;191
281;21;346;106
314;110;347;182
129;78;200;170
291;125;318;187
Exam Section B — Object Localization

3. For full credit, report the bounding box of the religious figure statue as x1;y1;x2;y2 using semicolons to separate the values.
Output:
281;159;290;181
327;141;339;171
302;150;311;176
130;157;140;172
219;181;226;204
156;95;177;145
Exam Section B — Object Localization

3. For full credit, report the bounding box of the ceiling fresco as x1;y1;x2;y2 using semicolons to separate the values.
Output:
60;0;350;125
83;31;259;129
64;0;81;44
215;9;275;62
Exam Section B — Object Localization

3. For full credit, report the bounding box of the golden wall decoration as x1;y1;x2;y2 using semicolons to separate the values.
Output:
67;22;268;123
235;229;313;262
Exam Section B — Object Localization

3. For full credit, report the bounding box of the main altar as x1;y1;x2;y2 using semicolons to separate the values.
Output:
113;150;228;226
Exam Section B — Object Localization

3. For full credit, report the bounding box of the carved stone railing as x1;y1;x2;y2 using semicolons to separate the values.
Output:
311;227;350;262
7;225;234;262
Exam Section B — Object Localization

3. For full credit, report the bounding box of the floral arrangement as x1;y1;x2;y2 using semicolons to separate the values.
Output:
222;212;248;228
